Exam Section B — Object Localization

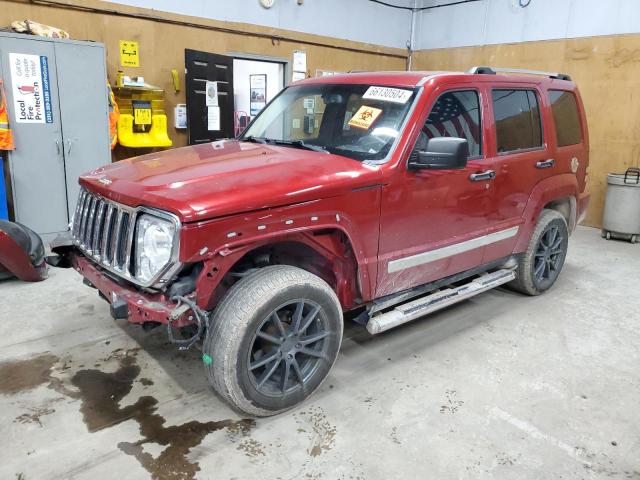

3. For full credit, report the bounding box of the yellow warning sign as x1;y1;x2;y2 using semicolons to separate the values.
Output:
119;40;140;67
348;105;382;130
134;108;151;125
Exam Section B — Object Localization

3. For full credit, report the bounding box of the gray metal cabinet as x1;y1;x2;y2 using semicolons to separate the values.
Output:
0;32;110;240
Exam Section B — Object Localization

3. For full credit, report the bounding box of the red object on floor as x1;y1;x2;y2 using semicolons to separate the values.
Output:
0;229;47;281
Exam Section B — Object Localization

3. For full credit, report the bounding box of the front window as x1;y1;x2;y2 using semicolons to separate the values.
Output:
417;90;482;157
240;83;418;161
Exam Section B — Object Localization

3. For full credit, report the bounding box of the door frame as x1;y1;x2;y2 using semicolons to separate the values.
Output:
226;52;291;87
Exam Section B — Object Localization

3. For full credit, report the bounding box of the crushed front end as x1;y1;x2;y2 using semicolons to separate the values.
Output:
54;187;206;348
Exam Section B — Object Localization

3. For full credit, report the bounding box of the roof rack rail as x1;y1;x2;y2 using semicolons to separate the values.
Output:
467;66;571;81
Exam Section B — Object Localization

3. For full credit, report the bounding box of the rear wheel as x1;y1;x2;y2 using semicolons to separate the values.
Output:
510;209;569;296
204;266;343;416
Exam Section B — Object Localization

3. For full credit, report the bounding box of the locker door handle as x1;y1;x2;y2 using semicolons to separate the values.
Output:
66;139;73;155
55;139;61;155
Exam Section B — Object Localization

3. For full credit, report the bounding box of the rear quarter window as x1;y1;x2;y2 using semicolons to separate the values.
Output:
548;90;582;146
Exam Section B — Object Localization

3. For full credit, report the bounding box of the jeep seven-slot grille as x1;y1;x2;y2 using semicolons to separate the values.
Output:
72;188;135;276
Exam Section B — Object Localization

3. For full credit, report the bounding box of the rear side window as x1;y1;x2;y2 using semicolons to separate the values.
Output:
548;90;582;146
423;90;481;157
492;89;542;153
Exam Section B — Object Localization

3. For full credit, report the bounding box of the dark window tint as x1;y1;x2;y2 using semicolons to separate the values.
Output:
421;90;481;157
492;89;542;153
549;90;582;146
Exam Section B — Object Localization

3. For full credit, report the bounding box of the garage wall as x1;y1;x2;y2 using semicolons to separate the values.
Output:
0;0;407;152
413;0;640;228
414;0;640;50
413;34;640;228
110;0;413;49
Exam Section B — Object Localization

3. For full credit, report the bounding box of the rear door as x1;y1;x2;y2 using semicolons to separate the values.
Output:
482;84;552;263
185;49;234;145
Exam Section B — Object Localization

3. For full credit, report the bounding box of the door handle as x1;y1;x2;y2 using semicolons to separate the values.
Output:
536;159;554;169
469;170;496;182
66;139;73;156
55;139;61;155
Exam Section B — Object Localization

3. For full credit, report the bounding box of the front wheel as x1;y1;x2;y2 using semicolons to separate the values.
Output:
509;209;569;296
204;266;343;416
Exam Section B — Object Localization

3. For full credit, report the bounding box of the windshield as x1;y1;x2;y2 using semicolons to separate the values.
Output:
240;83;418;161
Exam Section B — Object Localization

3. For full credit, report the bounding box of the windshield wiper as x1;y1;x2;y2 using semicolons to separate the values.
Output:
269;139;328;153
242;136;268;144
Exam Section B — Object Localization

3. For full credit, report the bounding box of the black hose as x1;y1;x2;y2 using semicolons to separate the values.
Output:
167;295;210;350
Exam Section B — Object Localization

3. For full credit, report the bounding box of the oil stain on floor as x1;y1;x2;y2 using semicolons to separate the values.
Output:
69;349;255;480
0;353;59;395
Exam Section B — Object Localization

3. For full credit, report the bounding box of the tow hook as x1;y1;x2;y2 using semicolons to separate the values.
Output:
167;295;210;350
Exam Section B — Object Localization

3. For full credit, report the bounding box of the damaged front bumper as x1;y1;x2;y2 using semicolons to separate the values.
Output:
70;253;195;328
48;232;196;328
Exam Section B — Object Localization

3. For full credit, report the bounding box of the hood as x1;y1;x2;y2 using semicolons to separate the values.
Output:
80;140;383;222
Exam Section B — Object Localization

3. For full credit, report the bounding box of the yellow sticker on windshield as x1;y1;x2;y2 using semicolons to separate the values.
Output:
348;105;382;130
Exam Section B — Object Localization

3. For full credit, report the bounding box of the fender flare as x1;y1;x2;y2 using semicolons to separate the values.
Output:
0;222;47;282
187;222;371;311
514;174;579;253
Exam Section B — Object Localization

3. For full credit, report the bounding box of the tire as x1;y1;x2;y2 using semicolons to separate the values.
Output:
509;209;569;296
204;265;343;417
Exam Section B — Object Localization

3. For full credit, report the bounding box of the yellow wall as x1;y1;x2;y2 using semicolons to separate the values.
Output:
1;0;407;156
413;34;640;228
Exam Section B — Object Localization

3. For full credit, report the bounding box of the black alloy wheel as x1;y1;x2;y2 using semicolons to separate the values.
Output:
247;300;330;396
533;224;565;284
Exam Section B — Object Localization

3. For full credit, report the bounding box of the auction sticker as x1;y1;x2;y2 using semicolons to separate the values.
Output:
9;53;53;123
363;86;412;104
348;105;382;130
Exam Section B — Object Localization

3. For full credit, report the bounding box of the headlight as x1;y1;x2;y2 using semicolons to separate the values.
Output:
135;214;176;283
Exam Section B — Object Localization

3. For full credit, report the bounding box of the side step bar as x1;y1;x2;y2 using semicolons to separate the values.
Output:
366;269;516;335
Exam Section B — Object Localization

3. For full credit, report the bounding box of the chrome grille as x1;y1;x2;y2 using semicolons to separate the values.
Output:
72;188;136;276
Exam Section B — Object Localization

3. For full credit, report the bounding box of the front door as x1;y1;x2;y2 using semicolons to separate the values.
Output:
376;86;493;297
185;49;234;145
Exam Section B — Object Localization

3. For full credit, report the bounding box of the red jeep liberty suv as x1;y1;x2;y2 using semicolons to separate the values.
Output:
52;67;590;416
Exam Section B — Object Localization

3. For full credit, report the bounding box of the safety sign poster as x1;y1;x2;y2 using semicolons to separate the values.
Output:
9;53;53;123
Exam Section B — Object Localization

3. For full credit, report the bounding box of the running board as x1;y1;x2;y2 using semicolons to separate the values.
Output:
366;269;516;335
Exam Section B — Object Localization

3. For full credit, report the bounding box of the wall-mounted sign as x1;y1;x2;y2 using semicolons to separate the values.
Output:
293;50;307;73
316;69;343;77
208;106;221;131
249;74;267;116
9;53;53;123
303;97;315;114
205;81;218;107
119;40;140;67
174;104;187;129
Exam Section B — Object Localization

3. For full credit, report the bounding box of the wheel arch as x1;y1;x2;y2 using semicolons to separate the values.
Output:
196;229;365;311
543;196;577;233
514;174;579;253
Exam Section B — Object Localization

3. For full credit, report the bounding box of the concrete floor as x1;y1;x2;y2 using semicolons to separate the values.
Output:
0;226;638;480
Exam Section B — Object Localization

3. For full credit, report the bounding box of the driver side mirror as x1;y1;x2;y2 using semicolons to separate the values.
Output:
408;137;469;170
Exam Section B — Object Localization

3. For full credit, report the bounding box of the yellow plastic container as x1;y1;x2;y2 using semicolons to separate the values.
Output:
113;84;172;148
